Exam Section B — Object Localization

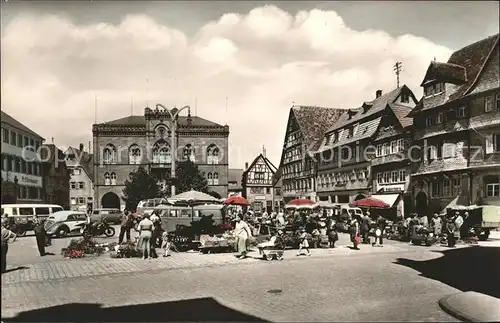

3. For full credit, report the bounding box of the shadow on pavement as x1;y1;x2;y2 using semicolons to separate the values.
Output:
2;266;29;274
394;246;500;299
3;297;267;322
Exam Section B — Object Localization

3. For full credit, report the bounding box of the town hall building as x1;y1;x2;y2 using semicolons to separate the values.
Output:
92;106;229;210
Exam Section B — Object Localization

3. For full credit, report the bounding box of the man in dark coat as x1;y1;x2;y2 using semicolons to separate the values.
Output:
33;215;46;256
118;211;132;244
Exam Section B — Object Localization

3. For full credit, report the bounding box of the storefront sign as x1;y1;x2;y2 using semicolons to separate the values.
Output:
382;184;405;193
254;195;266;200
1;171;42;188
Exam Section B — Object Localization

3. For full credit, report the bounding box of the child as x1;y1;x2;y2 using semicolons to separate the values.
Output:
297;228;311;256
161;231;171;257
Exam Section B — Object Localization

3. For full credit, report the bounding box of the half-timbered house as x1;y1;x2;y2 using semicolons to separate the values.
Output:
279;106;345;203
241;152;278;213
409;34;500;213
314;86;418;204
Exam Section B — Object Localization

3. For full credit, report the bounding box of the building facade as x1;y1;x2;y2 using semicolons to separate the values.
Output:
370;104;415;218
315;86;417;204
279;106;345;203
242;152;278;213
409;34;500;214
92;106;229;210
228;168;244;197
272;169;284;211
40;144;71;208
1;111;44;204
65;145;94;211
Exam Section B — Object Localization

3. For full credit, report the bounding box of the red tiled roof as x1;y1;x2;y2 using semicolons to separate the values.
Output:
412;34;499;115
291;106;345;150
388;103;413;128
420;61;467;86
326;86;406;133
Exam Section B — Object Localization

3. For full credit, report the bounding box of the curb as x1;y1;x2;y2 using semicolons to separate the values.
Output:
439;292;500;322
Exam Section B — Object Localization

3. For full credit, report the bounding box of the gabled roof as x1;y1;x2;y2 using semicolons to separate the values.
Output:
388;103;413;129
228;168;244;190
420;61;467;86
102;115;224;127
1;110;44;139
272;168;282;187
291;106;345;149
242;153;277;177
326;86;408;133
411;34;499;115
66;146;94;180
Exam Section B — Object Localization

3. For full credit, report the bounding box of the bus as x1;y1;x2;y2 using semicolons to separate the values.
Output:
155;204;226;232
136;198;165;216
1;204;64;220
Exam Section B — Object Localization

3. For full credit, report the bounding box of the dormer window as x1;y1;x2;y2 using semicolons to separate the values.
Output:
347;127;354;139
426;116;433;127
401;92;410;103
424;82;445;97
362;103;372;114
436;112;444;124
457;107;466;118
324;134;331;146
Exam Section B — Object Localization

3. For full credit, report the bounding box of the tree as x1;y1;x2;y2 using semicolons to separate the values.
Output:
122;166;160;211
171;160;210;194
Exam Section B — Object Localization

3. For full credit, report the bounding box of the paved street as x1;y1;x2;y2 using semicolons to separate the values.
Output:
3;231;499;322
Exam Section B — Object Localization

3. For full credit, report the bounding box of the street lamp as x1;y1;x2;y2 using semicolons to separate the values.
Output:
155;104;191;197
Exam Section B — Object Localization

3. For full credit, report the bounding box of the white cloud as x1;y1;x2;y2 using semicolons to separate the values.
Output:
1;5;452;168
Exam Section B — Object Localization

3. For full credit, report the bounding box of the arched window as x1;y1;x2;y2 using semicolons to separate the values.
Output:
129;145;141;164
153;140;171;164
207;145;220;164
111;172;117;185
103;144;116;164
104;172;111;185
183;144;195;162
213;172;219;185
207;172;213;185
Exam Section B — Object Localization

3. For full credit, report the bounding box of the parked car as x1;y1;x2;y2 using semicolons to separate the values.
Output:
90;208;122;224
44;211;89;237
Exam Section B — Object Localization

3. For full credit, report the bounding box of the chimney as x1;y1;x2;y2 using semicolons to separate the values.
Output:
376;90;382;98
79;143;84;152
245;162;249;170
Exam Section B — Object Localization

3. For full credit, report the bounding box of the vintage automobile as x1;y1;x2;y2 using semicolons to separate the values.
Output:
44;211;88;237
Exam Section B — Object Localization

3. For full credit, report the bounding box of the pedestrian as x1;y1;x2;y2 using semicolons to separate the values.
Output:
297;228;311;256
349;216;360;250
1;218;17;273
138;214;154;260
431;213;442;241
150;211;161;258
32;215;46;256
454;211;464;241
373;214;386;247
446;213;457;247
161;231;171;257
118;211;132;244
361;212;371;244
234;213;252;259
460;211;469;240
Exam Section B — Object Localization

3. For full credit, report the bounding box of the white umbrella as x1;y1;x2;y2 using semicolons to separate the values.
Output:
167;189;221;221
167;189;220;205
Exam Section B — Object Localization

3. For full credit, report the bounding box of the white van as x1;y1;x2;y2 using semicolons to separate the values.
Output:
136;198;165;216
1;204;64;220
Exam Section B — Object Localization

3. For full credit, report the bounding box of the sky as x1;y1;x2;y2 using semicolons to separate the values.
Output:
1;1;499;168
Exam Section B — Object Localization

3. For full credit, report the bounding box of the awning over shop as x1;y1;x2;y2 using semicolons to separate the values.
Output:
369;194;400;208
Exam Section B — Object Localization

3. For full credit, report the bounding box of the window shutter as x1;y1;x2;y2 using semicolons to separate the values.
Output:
485;135;494;154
